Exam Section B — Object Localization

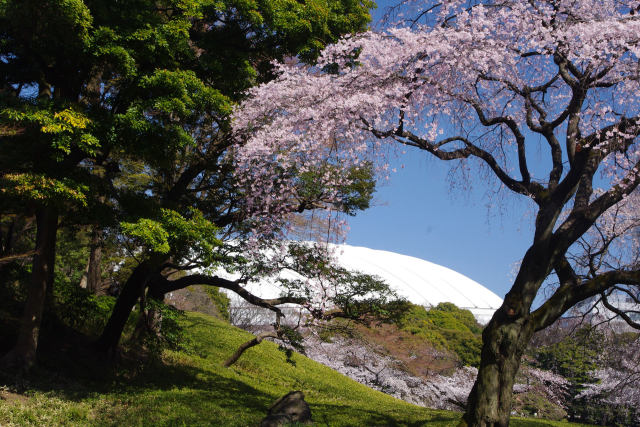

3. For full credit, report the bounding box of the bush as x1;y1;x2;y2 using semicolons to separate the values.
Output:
571;395;639;426
52;276;116;336
398;303;483;367
138;298;187;357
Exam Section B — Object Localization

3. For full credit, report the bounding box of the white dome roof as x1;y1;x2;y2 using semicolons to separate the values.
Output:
332;244;503;324
222;243;503;325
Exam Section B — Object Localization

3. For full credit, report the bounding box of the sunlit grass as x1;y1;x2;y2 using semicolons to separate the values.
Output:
0;312;589;426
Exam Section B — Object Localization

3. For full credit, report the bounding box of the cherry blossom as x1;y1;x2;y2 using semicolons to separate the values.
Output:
231;1;640;424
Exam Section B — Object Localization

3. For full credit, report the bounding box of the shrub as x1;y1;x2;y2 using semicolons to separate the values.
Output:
138;298;187;357
398;303;483;367
52;276;116;336
534;327;600;391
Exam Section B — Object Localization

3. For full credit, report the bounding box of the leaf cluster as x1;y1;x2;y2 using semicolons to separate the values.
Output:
121;208;222;267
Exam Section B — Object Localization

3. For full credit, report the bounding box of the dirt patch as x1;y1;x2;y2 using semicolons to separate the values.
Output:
0;390;29;405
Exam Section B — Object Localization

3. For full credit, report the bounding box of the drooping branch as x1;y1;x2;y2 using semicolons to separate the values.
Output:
223;312;283;367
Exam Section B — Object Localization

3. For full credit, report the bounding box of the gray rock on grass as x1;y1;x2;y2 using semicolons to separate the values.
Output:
260;390;312;427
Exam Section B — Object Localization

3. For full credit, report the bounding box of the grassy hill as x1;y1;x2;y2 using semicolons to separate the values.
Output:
0;311;587;426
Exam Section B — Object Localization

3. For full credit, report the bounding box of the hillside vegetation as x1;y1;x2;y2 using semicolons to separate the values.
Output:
0;311;585;426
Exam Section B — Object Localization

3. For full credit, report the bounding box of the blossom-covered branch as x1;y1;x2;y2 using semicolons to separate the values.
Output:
232;1;640;424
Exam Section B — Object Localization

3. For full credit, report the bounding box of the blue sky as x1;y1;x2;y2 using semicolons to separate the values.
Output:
345;146;535;299
344;2;538;299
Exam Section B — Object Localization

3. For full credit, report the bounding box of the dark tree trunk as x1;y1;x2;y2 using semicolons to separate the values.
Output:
1;206;58;371
462;240;554;426
93;256;164;356
0;216;16;257
462;311;534;426
131;283;165;344
80;227;103;294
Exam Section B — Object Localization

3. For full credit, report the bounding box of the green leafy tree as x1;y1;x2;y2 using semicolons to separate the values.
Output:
0;0;98;369
92;0;376;356
0;0;376;367
534;327;600;390
0;0;232;368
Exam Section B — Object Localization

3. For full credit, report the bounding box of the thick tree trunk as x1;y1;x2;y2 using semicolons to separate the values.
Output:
93;256;164;356
462;310;534;426
1;206;58;371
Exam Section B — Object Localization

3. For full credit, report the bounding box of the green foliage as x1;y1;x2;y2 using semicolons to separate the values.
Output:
0;0;378;386
398;303;483;367
0;174;89;207
203;286;231;321
52;278;116;336
121;208;222;264
513;386;568;421
121;218;171;253
139;299;187;357
296;162;376;216
534;327;600;391
1;106;99;156
336;162;376;215
570;395;639;426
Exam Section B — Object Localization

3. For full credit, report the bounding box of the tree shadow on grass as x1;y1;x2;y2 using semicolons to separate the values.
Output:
0;349;280;425
0;316;275;412
0;314;467;426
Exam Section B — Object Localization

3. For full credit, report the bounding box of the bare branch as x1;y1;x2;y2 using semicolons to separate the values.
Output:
532;264;640;331
600;291;640;330
0;250;37;265
154;273;307;314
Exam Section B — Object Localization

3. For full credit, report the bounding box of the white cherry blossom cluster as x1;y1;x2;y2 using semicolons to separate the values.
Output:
231;0;640;240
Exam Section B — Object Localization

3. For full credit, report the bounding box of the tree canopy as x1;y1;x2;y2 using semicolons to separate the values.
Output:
232;1;640;425
0;0;380;369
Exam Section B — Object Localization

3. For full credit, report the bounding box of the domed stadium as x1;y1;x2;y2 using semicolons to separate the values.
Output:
223;244;504;325
333;244;503;324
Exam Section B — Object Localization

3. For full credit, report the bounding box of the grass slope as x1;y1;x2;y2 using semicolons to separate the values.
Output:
0;312;587;426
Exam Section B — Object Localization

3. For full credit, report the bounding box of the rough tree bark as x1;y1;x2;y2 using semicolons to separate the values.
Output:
1;206;58;371
93;255;165;356
129;276;167;344
79;227;104;294
461;219;562;426
462;311;535;426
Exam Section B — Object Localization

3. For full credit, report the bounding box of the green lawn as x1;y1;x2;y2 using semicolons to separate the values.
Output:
0;312;588;426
